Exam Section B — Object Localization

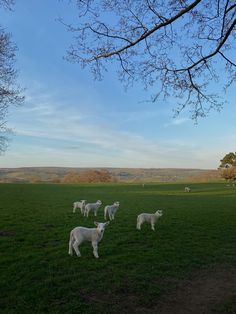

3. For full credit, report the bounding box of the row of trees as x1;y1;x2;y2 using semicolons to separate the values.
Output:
62;169;115;183
62;155;236;183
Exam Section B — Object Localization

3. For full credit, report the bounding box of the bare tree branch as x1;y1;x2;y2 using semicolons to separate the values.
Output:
0;1;24;153
80;0;202;61
219;51;236;67
0;0;14;10
175;18;236;72
63;0;236;121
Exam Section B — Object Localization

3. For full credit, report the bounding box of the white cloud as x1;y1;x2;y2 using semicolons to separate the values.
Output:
2;86;221;169
164;117;190;127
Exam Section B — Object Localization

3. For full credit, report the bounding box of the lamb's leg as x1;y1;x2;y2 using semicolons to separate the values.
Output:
136;218;141;230
151;222;155;231
92;242;99;258
73;240;82;257
73;205;76;213
94;209;97;217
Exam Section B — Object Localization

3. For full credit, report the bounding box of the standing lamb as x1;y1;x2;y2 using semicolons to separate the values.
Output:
68;221;110;258
185;186;191;192
104;201;120;220
73;200;86;214
84;200;102;217
137;210;163;231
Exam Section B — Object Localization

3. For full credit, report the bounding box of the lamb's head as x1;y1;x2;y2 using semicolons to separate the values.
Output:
96;200;102;205
81;200;86;204
114;201;120;206
155;210;163;217
94;221;110;233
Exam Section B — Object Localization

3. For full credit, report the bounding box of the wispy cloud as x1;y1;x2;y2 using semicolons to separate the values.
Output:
164;117;190;127
3;85;221;169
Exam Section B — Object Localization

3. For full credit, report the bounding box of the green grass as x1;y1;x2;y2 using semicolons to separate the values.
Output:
0;182;236;313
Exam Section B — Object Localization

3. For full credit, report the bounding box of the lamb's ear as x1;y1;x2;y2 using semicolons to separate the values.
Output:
105;221;110;226
94;221;99;226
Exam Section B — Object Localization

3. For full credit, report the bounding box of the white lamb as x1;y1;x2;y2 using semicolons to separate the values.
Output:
84;200;102;217
185;186;191;192
137;210;163;231
73;200;86;214
68;221;110;258
104;201;120;220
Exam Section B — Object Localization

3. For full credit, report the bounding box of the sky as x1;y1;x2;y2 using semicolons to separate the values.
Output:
0;0;235;169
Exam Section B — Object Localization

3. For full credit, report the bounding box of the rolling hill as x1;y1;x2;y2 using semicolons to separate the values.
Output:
0;167;220;183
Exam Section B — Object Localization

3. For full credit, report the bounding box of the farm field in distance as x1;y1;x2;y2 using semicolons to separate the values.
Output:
1;182;236;313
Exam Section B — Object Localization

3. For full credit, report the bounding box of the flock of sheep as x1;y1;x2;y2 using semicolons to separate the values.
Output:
69;199;163;258
69;186;191;258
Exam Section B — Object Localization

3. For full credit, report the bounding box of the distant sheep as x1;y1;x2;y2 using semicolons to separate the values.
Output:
104;201;120;220
84;200;102;217
73;200;86;214
68;221;110;258
185;186;191;192
137;210;163;231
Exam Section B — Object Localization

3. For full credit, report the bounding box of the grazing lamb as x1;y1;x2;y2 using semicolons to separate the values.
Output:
137;210;163;231
104;201;120;220
84;200;102;217
68;221;110;258
73;200;86;214
185;186;191;192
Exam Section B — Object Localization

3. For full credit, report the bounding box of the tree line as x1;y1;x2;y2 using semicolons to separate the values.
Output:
61;169;115;183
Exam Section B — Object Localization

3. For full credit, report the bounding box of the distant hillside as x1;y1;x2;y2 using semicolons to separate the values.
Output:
0;167;220;183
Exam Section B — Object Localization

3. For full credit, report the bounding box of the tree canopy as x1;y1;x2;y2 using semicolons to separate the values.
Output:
219;151;236;182
62;0;236;120
219;152;236;168
0;0;24;153
62;169;114;183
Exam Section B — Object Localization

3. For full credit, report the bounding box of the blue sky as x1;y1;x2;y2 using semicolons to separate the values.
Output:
0;1;235;169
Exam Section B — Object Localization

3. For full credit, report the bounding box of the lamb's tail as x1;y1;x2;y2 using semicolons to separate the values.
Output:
68;230;74;255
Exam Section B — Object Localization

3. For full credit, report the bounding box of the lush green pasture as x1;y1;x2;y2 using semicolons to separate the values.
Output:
0;182;236;313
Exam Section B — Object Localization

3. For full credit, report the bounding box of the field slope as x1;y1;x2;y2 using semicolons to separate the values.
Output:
0;182;236;313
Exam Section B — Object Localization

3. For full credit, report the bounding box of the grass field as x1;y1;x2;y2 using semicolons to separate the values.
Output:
0;182;236;313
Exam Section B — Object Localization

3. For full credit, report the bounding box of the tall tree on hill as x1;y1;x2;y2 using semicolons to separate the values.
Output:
219;151;236;183
62;0;236;121
0;0;24;153
219;152;236;168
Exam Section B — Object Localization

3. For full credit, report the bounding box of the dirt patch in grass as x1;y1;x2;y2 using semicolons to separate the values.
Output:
43;224;55;229
81;265;236;313
80;290;139;313
0;230;16;237
137;265;236;314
